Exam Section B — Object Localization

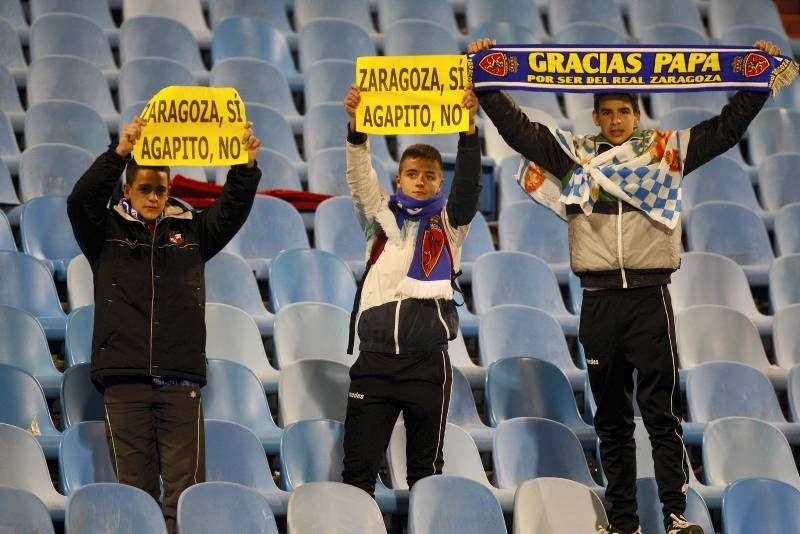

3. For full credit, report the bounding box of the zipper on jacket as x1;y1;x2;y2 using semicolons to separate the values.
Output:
435;299;451;340
393;300;401;355
148;223;157;375
617;201;628;288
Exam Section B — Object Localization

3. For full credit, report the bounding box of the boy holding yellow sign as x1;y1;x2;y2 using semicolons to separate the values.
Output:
67;117;262;533
341;84;481;496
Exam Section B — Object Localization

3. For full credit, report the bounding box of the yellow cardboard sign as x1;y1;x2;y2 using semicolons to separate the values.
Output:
355;55;470;135
133;86;247;166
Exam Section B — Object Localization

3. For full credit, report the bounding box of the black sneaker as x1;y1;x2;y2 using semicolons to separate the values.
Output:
666;513;704;534
597;525;642;534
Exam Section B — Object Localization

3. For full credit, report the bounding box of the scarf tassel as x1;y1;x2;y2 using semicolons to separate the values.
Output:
770;58;799;97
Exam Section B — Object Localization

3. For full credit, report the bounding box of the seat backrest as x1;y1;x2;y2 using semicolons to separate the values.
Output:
27;55;116;116
722;478;800;534
775;204;800;256
636;477;714;534
650;84;724;120
118;57;195;109
676;305;768;369
682;156;758;213
204;252;270;317
278;360;351;426
274;302;353;368
688;201;774;266
308;147;391;195
66;483;167;534
0;363;59;435
177;481;279;534
377;0;457;34
269;249;356;313
314;196;366;265
627;0;704;38
670;252;759;315
686;361;784;423
499;200;569;264
202;359;278;433
408;475;507;534
204;302;274;385
0;255;65;325
0;0;29;32
29;13;116;71
303;103;351;159
211;15;296;76
633;417;698;484
30;0;116;32
19;143;96;202
789;366;800;430
447;367;483;429
25;100;110;155
279;418;345;489
547;0;625;34
771;253;800;312
383;19;460;56
709;0;786;38
0;423;63;498
60;363;103;429
465;0;545;35
21;195;82;264
242;103;302;162
0;207;16;250
209;57;296;115
224;195;308;264
293;0;374;32
298;18;376;71
122;0;210;45
287;481;386;534
58;421;115;494
493;417;596;489
0;17;27;70
513;477;607;534
120;15;204;73
551;21;628;45
218;148;300;189
774;304;800;369
0;486;55;533
703;417;800;487
759;154;800;211
208;0;291;33
67;256;94;311
719;25;792;66
461;211;494;264
0;304;58;376
304;59;357;109
204;420;278;492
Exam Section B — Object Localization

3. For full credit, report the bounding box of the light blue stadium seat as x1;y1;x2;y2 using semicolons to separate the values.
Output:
0;17;26;85
64;304;93;372
66;255;93;311
269;249;356;313
687;201;774;285
448;329;485;388
208;0;292;37
279;418;346;490
30;0;118;44
0;304;62;395
448;367;493;451
682;156;767;225
628;0;705;38
513;477;608;534
472;251;578;336
122;0;211;47
485;357;596;447
719;25;792;70
212;16;300;89
216;148;301;190
650;83;725;123
0;486;55;534
483;104;562;162
241;103;305;175
118;100;147;133
775;203;800;256
0;64;25;132
0;0;29;44
466;20;544;48
278;359;351;426
499;200;570;284
0;208;15;250
177;481;280;534
493;417;601;492
478;305;585;390
25;100;110;155
377;0;459;39
314;196;367;278
20;196;81;280
747;107;800;167
308;147;390;196
659;107;749;170
790;365;800;422
203;359;282;454
293;0;376;35
551;21;628;46
273;302;355;369
204;420;289;514
204;252;274;336
568;271;583;315
65;483;166;534
298;18;376;72
118;57;196;110
204;302;279;392
58;421;115;494
643;22;711;47
636;477;714;534
383;19;461;56
670;252;772;334
287;482;387;534
60;363;103;430
759;154;800;213
771;253;800;311
547;0;625;35
496;155;529;213
0;109;20;175
303;59;356;109
0;363;61;458
709;0;786;40
464;0;546;37
0;423;67;520
722;478;800;534
120;15;207;84
0;255;67;342
409;475;507;534
459;211;494;284
223;195;309;281
702;417;800;488
775;305;800;371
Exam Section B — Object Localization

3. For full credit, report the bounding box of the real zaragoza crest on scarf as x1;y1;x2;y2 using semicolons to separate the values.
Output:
421;215;445;277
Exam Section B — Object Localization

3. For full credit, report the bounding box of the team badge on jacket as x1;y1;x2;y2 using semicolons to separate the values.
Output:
168;231;184;245
421;216;445;277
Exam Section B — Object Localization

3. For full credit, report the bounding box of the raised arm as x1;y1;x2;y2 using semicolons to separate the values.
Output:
446;87;482;228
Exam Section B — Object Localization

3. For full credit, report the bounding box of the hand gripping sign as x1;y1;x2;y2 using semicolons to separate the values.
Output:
355;55;471;135
133;86;248;166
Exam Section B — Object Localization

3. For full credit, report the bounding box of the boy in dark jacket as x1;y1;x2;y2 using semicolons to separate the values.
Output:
67;117;262;533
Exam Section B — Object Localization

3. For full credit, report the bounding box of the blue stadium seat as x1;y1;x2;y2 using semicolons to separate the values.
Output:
20;196;81;280
208;0;292;35
293;0;376;35
204;302;279;392
682;156;766;224
483;105;562;162
759;154;800;212
60;363;103;430
643;22;711;46
496;155;529;213
493;417;601;491
722;478;800;534
0;110;20;175
203;359;282;453
204;252;274;336
0;65;25;132
314;196;367;278
448;367;493;451
0;304;63;395
0;422;67;520
308;147;391;196
64;304;93;370
460;211;494;284
485;357;596;447
0;254;67;342
709;0;787;40
242;103;305;175
177;481;280;534
747;108;800;167
303;59;356;109
464;0;546;37
118;57;195;110
0;486;55;534
223;195;309;281
278;359;351;426
513;477;608;534
547;0;625;35
0;208;15;250
466;20;544;46
66;256;93;311
472;251;578;336
0;0;29;44
775;305;800;370
273;302;354;369
122;0;211;47
120;15;207;84
298;18;376;72
478;305;585;390
216;148;301;189
719;25;792;71
687;201;774;285
790;365;800;422
377;0;459;37
58;421;115;494
0;363;61;458
775;203;800;256
269;249;356;313
30;0;118;44
499;200;570;284
65;483;167;534
211;16;300;89
568;271;583;315
0;17;26;85
287;482;387;534
383;20;460;56
636;477;714;534
25;101;110;155
409;475;507;534
204;420;289;514
702;417;800;488
659;107;749;170
650;88;725;123
551;21;628;46
18;144;94;203
279;418;346;490
448;329;485;388
629;2;705;39
770;253;800;311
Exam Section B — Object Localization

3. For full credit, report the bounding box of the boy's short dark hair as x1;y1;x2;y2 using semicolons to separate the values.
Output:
398;144;444;173
593;92;640;114
125;158;171;185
